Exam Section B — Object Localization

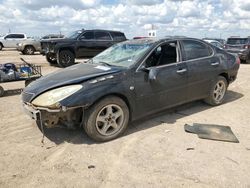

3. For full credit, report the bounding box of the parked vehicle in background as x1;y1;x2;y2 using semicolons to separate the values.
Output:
203;39;224;49
17;39;41;55
22;37;240;141
224;37;250;63
0;33;27;50
202;38;226;45
16;34;65;55
41;29;127;67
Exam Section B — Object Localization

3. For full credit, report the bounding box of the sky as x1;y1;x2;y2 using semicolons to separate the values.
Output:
0;0;250;39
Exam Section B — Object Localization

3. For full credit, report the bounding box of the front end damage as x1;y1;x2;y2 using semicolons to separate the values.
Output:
23;103;84;129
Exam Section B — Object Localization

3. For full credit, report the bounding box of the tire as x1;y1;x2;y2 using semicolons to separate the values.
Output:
0;43;3;50
23;46;35;55
46;53;57;64
204;76;228;106
84;96;129;142
0;86;4;97
57;50;75;67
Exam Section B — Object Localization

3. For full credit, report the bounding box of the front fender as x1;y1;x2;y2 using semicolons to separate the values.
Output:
59;79;135;114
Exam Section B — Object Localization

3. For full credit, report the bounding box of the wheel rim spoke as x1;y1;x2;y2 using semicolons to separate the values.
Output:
96;115;106;123
100;123;111;134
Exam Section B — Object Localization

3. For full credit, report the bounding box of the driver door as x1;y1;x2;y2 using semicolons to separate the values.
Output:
3;34;16;47
133;41;188;118
76;31;96;57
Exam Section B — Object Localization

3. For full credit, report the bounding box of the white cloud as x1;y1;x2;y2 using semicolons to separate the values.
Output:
0;0;250;39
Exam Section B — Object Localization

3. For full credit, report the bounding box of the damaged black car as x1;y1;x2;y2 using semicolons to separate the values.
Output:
22;37;240;142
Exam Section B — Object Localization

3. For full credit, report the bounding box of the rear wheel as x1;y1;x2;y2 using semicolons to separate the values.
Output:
204;76;228;106
0;86;4;97
46;53;57;64
23;46;35;55
0;43;3;50
57;50;75;67
84;96;129;142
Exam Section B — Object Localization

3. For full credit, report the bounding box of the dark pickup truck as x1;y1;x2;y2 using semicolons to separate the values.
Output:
224;37;250;63
41;29;127;67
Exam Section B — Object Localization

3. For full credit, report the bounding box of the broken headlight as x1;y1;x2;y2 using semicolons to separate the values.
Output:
32;85;82;108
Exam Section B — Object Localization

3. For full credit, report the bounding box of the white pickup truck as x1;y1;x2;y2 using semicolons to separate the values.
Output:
0;33;27;50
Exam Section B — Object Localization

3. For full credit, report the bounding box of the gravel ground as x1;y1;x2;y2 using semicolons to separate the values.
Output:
0;49;249;188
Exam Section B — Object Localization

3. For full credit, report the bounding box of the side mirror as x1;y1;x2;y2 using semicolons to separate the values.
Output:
148;68;159;82
140;65;149;73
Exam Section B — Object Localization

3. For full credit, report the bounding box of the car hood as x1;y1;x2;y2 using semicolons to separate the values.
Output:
23;63;123;99
40;38;74;43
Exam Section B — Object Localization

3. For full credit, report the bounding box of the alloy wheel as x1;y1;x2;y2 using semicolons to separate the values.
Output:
213;80;226;103
95;104;124;136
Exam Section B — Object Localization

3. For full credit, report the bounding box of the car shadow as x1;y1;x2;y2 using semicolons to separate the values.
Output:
39;90;243;145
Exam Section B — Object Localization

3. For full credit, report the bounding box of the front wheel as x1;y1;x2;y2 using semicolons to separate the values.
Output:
46;53;57;64
0;43;3;50
204;76;228;106
57;50;75;67
84;96;129;142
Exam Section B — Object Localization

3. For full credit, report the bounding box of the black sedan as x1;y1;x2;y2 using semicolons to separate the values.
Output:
22;37;240;142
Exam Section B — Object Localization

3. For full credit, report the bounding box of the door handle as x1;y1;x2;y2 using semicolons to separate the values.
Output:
211;62;219;66
176;68;187;74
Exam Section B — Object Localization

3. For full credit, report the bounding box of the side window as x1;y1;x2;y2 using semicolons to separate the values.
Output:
145;41;178;68
5;34;13;39
95;32;112;41
182;40;212;60
80;32;94;40
15;34;25;39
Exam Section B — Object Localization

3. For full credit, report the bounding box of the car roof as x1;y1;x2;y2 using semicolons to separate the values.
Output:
84;29;124;33
122;37;204;45
6;33;25;35
204;39;220;43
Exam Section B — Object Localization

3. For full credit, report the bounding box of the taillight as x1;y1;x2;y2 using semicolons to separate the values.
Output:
243;45;250;49
236;57;241;64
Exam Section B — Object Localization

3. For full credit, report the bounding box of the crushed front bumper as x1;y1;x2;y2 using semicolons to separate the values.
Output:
22;103;61;120
23;103;41;120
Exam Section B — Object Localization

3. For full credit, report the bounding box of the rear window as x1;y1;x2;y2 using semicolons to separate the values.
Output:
182;40;212;60
227;38;248;45
111;32;126;41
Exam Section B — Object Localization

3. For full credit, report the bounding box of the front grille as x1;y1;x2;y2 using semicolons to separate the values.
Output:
41;42;54;53
22;92;35;102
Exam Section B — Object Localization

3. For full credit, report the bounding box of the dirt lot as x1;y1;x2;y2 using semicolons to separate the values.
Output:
0;49;250;188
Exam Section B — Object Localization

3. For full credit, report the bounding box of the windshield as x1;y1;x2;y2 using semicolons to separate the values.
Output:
65;30;81;39
227;38;248;45
92;42;153;67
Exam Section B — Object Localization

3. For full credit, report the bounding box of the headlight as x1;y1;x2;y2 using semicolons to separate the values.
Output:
32;85;82;108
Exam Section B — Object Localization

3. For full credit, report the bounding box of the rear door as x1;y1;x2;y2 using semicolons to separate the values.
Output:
76;31;96;57
180;39;221;101
3;34;16;47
